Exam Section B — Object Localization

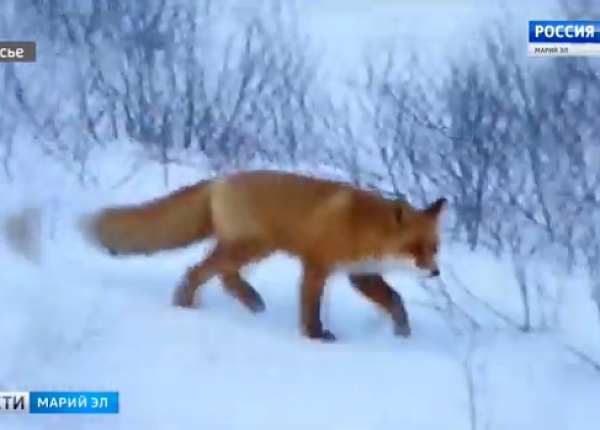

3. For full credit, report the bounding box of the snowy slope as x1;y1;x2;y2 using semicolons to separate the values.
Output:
1;143;599;430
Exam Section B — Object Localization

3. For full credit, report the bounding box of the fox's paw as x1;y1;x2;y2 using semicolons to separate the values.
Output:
320;329;337;342
394;323;411;338
241;285;266;313
391;302;411;338
303;327;337;342
172;285;196;308
248;295;266;313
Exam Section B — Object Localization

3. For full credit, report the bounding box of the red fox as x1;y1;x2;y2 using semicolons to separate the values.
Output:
3;170;447;341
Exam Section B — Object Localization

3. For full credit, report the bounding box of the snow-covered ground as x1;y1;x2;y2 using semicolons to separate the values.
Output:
1;143;599;430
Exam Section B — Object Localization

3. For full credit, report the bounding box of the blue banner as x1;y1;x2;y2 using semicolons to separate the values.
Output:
529;21;600;43
29;391;119;414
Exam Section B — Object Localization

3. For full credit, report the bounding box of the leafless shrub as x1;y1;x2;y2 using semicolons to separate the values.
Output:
6;0;329;183
351;0;599;345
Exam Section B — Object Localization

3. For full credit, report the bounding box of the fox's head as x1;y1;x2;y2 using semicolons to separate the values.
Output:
386;197;447;277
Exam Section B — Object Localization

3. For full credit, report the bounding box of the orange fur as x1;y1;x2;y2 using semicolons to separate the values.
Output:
76;171;448;340
80;181;213;255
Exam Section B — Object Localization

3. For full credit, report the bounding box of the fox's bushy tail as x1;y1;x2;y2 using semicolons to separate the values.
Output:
2;180;215;262
79;181;214;256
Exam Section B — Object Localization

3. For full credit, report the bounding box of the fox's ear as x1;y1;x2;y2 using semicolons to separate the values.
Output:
425;197;447;218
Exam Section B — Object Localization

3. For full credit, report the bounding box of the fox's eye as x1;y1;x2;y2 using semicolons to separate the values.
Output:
409;242;437;257
407;243;423;257
426;243;439;256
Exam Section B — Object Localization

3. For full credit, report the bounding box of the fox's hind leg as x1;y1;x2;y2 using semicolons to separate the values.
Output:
349;274;411;337
173;247;220;308
173;240;271;310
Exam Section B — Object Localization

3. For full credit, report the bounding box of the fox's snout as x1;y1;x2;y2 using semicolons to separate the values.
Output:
411;252;441;278
417;262;440;278
413;257;441;278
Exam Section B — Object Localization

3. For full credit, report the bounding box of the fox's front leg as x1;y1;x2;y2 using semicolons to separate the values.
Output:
299;263;336;342
349;273;411;337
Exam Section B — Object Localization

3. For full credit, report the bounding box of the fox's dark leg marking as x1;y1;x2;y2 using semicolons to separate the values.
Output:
300;263;336;342
220;270;266;313
349;273;411;337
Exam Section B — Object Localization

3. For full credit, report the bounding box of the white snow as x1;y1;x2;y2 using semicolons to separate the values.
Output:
1;142;599;430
